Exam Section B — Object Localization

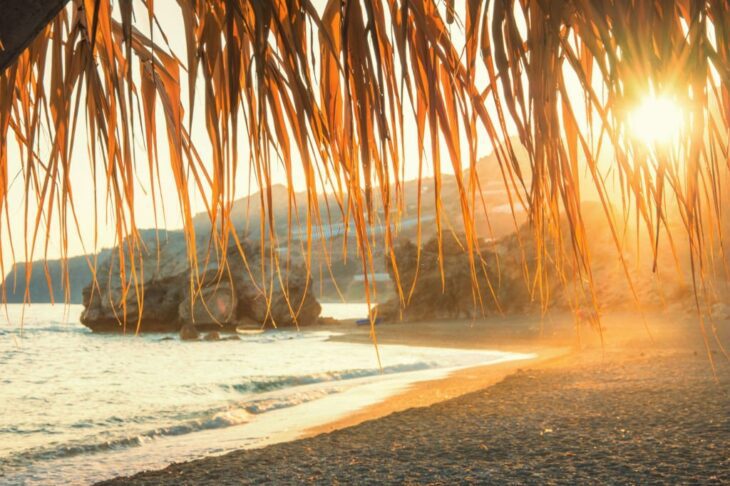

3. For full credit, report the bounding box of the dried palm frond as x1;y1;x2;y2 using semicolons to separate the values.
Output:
0;1;727;353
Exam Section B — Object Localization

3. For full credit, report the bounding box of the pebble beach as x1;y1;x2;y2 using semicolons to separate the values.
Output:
98;312;730;485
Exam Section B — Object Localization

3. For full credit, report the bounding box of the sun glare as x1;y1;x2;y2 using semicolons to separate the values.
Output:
628;95;684;146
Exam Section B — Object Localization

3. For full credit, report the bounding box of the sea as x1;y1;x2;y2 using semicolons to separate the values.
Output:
0;303;532;485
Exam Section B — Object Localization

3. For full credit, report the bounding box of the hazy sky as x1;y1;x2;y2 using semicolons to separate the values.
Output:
2;2;596;269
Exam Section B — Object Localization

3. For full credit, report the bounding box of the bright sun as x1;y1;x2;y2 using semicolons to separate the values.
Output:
628;95;684;146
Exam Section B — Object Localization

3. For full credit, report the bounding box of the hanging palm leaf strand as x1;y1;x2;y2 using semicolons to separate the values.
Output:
0;1;727;349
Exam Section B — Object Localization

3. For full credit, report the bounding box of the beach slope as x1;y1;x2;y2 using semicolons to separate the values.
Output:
98;313;729;485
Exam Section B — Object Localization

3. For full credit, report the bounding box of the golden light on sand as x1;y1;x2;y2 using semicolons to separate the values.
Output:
628;95;684;146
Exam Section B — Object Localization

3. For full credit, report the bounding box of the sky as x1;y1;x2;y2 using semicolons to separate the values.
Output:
1;1;602;270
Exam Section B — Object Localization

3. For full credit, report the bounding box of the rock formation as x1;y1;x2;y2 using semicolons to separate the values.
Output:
374;232;533;322
375;203;718;323
179;324;200;341
203;331;221;341
80;230;321;333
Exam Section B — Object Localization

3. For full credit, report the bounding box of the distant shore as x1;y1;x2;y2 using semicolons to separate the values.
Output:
97;311;729;485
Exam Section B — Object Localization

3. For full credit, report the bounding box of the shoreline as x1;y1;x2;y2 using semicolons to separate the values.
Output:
303;345;570;438
4;310;561;486
303;312;584;437
95;313;578;484
97;311;729;485
304;314;578;437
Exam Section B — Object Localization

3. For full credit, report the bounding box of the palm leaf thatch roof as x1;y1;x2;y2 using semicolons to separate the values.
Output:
0;1;728;342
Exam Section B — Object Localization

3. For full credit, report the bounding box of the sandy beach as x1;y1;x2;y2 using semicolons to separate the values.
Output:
96;310;729;485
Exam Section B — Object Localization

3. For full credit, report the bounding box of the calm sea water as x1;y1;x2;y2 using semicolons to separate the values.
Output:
0;303;532;485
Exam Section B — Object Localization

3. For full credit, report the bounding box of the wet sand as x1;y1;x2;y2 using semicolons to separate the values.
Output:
98;312;729;485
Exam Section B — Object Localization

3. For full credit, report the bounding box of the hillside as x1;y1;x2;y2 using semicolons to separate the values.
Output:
0;142;537;304
1;254;98;304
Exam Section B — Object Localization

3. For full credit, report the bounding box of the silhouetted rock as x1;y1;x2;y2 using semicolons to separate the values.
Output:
80;230;189;333
374;234;525;322
179;281;237;327
374;203;717;323
79;230;322;333
237;264;321;327
203;331;221;341
233;316;260;330
179;324;200;341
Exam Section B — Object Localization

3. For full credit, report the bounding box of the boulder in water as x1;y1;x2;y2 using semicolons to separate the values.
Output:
179;324;200;341
79;230;189;333
203;331;221;341
236;262;321;327
375;235;515;322
79;231;322;333
179;280;237;327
